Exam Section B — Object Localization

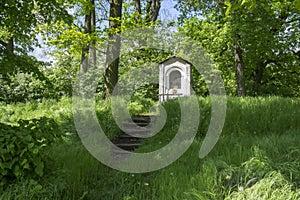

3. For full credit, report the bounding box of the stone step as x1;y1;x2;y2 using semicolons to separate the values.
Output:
121;127;150;133
114;143;141;151
113;138;142;144
130;115;155;123
117;133;148;139
121;121;150;127
115;142;142;147
112;115;158;154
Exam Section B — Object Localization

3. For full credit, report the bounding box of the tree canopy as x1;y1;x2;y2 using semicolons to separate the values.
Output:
0;0;299;102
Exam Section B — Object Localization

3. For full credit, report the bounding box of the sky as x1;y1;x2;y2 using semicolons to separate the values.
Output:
159;0;179;21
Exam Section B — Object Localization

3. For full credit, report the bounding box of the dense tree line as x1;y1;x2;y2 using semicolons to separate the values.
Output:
177;0;300;96
0;0;299;103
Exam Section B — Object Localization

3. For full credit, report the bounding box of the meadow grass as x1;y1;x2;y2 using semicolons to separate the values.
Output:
0;96;300;199
3;130;300;199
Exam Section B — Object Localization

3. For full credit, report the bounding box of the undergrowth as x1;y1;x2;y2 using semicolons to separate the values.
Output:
0;96;299;199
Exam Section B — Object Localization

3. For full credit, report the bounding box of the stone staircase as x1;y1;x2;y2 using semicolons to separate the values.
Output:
111;115;156;160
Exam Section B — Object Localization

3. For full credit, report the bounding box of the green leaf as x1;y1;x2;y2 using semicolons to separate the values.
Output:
34;161;44;177
28;143;35;149
13;165;21;178
296;0;300;10
25;135;32;142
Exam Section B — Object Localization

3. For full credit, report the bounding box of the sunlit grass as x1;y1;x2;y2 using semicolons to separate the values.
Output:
1;96;300;199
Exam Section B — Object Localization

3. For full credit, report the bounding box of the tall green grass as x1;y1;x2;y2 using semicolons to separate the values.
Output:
160;96;300;137
223;96;300;135
1;96;300;199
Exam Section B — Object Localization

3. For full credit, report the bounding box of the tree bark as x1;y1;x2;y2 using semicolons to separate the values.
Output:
233;40;246;97
103;0;122;99
135;0;142;14
80;0;96;73
134;0;142;23
90;1;96;68
0;38;14;53
253;61;266;96
150;0;161;22
145;0;161;22
7;38;14;53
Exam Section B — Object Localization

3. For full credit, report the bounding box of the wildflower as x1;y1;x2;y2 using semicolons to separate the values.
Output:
144;182;149;186
238;186;244;191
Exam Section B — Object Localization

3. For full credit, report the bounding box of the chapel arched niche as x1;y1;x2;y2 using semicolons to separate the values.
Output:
169;70;182;89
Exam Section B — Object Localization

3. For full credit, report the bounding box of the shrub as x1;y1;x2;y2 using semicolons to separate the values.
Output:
0;117;61;190
0;73;55;103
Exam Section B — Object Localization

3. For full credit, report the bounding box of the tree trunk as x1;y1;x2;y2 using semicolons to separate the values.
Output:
135;0;142;23
90;1;96;68
103;0;122;99
135;0;142;14
150;0;161;22
145;0;161;22
0;38;14;53
7;38;14;53
80;0;96;73
233;40;246;97
135;0;161;59
253;61;266;96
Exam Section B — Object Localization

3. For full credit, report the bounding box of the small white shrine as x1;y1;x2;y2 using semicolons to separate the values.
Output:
158;56;192;102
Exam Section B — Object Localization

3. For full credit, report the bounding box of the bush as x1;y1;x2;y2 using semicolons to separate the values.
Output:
0;117;61;190
0;73;55;103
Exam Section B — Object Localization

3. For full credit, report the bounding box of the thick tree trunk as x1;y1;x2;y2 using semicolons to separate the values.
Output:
135;0;142;23
233;41;246;97
80;0;96;73
150;0;161;22
145;0;161;22
103;0;122;99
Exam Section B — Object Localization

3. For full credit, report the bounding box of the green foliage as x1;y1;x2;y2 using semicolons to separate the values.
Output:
0;117;61;190
0;96;300;199
0;72;55;103
178;0;300;97
0;0;71;52
0;52;46;77
0;0;72;90
0;179;46;200
95;99;121;139
118;45;171;102
128;96;156;116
